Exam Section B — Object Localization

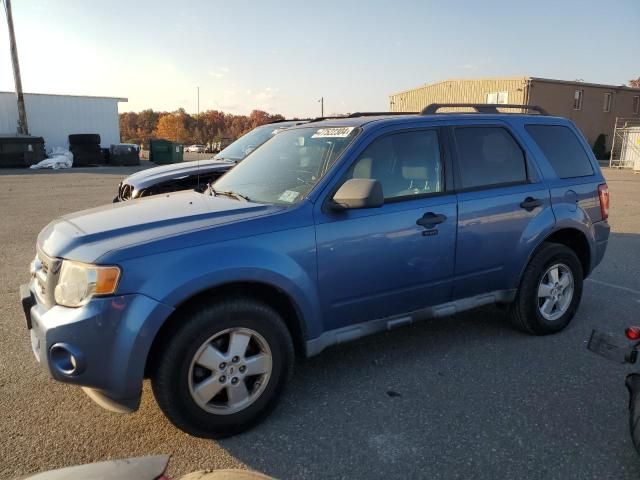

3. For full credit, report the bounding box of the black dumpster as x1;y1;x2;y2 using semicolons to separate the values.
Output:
109;144;140;166
0;135;46;167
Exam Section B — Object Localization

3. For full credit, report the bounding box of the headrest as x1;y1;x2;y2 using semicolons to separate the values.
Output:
402;165;428;180
401;157;428;180
353;157;372;179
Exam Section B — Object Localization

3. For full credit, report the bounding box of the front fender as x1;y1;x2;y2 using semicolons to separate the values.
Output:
117;227;323;339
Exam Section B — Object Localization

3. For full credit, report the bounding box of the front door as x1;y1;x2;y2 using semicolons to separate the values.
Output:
314;128;457;331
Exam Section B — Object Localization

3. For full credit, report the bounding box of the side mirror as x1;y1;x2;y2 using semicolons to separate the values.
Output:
331;178;384;210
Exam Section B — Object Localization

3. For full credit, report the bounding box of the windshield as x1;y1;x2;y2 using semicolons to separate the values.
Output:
215;124;283;160
212;126;359;205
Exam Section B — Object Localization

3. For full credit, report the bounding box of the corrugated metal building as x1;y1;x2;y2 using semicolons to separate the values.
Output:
0;92;127;150
389;77;640;149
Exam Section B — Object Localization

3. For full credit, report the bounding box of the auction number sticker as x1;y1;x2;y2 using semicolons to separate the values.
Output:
279;190;300;203
311;127;355;138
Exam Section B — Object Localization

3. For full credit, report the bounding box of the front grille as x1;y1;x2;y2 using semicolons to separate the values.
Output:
34;247;61;309
119;182;133;201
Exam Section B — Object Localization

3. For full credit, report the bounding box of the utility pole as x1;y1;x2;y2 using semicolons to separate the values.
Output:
318;97;324;117
196;86;200;143
3;0;29;135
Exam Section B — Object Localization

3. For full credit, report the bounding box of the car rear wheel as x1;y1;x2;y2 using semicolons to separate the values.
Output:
510;243;583;335
151;298;294;438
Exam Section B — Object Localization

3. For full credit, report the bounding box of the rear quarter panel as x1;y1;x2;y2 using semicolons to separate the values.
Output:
511;117;609;274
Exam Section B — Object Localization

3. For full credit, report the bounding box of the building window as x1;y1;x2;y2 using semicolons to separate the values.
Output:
573;90;583;110
634;96;640;114
603;93;612;112
486;91;508;104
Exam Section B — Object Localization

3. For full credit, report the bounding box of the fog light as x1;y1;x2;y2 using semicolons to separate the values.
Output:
50;343;85;376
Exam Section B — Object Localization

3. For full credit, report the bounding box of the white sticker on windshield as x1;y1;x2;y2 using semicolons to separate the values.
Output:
311;127;355;138
279;190;300;203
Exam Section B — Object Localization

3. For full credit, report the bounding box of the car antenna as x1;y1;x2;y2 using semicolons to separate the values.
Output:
196;144;201;192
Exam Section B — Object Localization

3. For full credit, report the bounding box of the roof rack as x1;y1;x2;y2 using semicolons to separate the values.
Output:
420;103;549;115
347;112;418;117
308;116;353;123
308;112;419;123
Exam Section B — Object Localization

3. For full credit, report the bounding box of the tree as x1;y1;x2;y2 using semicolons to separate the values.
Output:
119;112;138;142
137;109;160;139
592;133;607;160
120;107;286;146
630;77;640;89
154;113;189;142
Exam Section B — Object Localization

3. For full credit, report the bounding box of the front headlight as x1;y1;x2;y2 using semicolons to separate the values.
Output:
53;260;121;307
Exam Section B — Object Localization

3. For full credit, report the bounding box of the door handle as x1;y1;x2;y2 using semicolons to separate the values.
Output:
417;212;447;228
520;197;542;211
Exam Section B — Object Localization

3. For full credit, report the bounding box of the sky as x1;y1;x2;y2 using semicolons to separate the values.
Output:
0;0;638;118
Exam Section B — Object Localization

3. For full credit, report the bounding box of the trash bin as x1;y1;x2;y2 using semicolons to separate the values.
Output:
109;144;140;166
0;135;46;167
150;139;183;164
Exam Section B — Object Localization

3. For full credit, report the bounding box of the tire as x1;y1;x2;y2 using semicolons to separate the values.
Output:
510;242;583;335
68;133;101;145
70;144;101;154
151;298;294;438
626;374;640;455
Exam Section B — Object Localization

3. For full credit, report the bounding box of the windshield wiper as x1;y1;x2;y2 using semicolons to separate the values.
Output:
208;185;250;202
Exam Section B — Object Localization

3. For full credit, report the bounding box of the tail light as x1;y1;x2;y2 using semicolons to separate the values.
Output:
598;183;609;221
626;327;640;340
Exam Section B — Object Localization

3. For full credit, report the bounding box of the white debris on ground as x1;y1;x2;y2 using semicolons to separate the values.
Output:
30;147;73;169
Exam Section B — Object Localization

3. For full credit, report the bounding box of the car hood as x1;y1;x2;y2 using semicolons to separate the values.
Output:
123;159;235;190
38;191;282;263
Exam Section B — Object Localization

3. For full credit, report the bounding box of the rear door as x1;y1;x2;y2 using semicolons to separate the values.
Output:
449;123;554;299
314;127;457;331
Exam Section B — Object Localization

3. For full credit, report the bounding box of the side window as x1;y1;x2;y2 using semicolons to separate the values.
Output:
349;130;443;199
525;124;594;178
453;127;527;190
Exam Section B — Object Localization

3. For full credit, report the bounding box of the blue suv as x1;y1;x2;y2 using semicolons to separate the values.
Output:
21;104;610;437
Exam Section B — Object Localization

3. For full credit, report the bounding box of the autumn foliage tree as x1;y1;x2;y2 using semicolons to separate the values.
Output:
154;111;189;142
630;77;640;89
120;108;286;147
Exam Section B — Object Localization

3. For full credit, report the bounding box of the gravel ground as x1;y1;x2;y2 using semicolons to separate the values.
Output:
0;166;639;479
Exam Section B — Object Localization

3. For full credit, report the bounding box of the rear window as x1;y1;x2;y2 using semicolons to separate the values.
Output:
525;125;594;178
454;127;527;190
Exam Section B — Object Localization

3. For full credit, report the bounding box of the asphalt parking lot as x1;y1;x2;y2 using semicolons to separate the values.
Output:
1;166;639;479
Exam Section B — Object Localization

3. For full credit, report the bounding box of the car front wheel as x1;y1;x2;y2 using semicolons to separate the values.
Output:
151;298;294;438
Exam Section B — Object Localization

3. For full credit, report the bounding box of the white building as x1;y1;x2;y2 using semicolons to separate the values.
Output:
0;92;127;150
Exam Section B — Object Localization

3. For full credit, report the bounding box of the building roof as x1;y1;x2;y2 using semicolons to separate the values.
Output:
529;77;640;91
390;77;640;97
0;91;127;102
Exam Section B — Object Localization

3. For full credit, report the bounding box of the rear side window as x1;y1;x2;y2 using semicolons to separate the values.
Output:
454;127;527;189
525;125;594;178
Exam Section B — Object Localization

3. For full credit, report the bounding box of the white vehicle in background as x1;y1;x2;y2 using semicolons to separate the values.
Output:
186;144;207;153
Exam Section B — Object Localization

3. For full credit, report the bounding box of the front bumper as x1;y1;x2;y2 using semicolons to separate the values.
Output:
21;283;174;412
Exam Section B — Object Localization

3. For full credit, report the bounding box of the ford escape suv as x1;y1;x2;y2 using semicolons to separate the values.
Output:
21;104;610;438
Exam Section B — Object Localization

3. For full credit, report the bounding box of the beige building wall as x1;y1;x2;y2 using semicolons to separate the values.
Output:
389;78;529;113
528;79;640;150
390;77;640;151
